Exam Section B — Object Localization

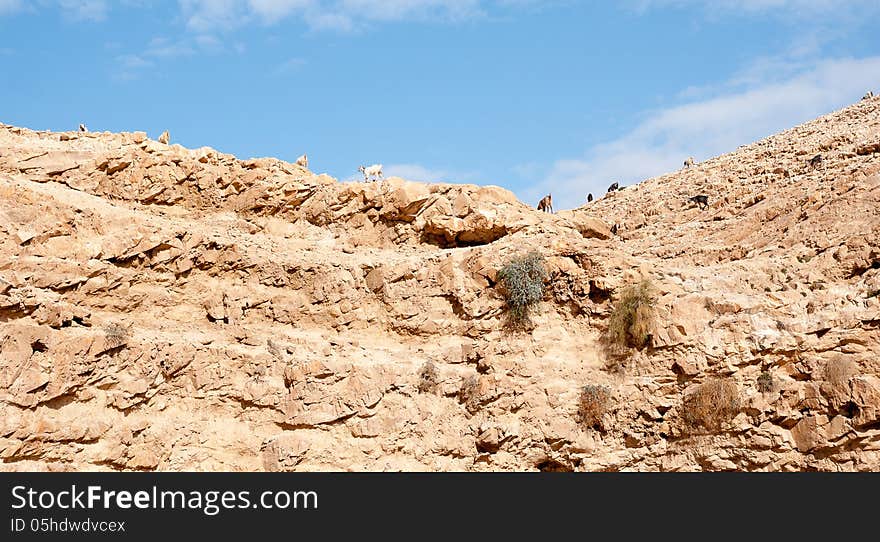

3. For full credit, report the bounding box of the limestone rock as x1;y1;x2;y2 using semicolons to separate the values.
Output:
1;96;880;472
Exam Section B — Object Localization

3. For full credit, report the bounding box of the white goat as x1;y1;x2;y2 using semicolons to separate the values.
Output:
358;164;383;182
683;156;695;169
296;153;308;168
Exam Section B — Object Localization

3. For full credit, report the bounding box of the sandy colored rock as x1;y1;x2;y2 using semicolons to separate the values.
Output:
1;96;880;471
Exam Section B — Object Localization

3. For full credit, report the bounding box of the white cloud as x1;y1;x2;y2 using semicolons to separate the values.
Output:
334;0;483;22
145;36;196;58
118;54;153;69
527;56;880;211
1;0;126;21
633;0;876;13
195;33;223;51
273;57;306;75
57;0;108;21
179;0;250;31
384;163;454;183
304;10;352;30
114;34;222;80
113;54;154;81
179;0;511;32
249;0;311;22
0;0;22;15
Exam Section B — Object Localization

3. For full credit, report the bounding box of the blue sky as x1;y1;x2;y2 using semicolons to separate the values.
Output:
2;1;880;209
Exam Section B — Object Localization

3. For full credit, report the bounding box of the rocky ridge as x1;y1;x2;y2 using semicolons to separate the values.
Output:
1;94;879;471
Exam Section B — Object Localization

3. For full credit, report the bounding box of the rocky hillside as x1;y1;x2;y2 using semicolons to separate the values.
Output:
1;95;879;472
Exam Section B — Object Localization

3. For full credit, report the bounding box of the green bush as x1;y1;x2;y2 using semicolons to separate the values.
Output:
497;252;548;329
607;279;656;349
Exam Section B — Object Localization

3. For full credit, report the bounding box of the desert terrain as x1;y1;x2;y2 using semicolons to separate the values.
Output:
1;94;879;471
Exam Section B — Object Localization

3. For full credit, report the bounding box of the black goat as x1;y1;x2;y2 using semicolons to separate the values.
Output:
689;195;709;210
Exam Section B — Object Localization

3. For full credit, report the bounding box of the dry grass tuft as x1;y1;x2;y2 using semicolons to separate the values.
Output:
459;375;482;413
418;361;439;394
607;279;656;350
682;378;741;433
577;385;612;430
103;322;129;349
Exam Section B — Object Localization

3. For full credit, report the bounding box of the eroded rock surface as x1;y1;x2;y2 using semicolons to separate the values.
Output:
1;96;879;471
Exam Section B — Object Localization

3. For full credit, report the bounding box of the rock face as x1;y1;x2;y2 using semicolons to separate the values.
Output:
1;95;880;472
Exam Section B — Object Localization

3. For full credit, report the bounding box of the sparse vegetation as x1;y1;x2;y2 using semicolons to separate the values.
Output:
809;280;826;291
417;360;439;394
757;370;774;393
577;385;612;430
459;374;482;413
682;378;741;432
267;339;284;361
496;252;548;330
607;279;656;350
603;356;628;375
103;322;129;349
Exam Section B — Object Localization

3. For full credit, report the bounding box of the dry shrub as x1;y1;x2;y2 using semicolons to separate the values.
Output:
603;356;628;375
496;252;548;330
607;279;656;350
824;357;859;393
682;378;741;432
577;385;612;430
417;361;439;394
103;322;129;348
757;370;774;393
267;339;285;361
458;374;482;413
